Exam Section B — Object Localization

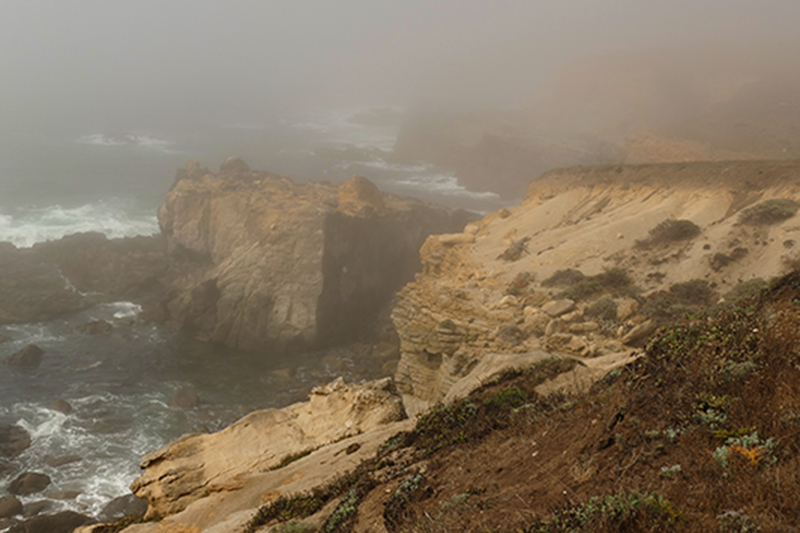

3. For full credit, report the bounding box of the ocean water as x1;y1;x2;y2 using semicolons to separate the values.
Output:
0;108;506;526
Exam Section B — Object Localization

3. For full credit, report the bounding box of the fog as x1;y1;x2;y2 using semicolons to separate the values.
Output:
3;0;800;136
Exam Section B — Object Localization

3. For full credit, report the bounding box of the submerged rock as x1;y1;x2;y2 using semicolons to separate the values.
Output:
48;399;73;415
131;376;407;518
3;344;44;368
170;387;199;409
74;320;113;335
44;454;81;468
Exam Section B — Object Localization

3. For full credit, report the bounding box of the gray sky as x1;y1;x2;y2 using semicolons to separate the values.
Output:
2;0;800;134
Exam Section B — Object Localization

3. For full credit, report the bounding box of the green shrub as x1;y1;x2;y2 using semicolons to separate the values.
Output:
636;219;701;247
669;279;715;306
723;279;768;306
558;269;633;302
585;297;618;321
739;199;799;225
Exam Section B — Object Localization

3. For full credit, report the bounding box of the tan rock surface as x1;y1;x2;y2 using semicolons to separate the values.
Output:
130;377;407;519
393;160;800;413
157;161;473;352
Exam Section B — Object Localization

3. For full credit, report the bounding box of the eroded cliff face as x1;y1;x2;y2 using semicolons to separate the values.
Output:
393;160;800;414
157;159;473;353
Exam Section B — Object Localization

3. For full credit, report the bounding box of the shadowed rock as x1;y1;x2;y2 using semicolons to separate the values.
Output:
74;320;113;335
3;344;44;368
7;510;93;533
0;495;22;519
98;493;148;523
48;399;73;415
0;425;31;458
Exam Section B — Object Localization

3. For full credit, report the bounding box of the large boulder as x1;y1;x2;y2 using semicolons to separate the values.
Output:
131;377;407;518
157;162;475;353
0;495;22;519
7;472;50;495
98;494;148;523
0;425;30;458
3;345;44;368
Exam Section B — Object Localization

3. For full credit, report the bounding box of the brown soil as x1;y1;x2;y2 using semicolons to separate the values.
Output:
256;269;800;532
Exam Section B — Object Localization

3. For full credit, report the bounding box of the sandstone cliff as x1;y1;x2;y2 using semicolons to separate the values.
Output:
156;159;473;353
393;160;800;414
129;377;407;519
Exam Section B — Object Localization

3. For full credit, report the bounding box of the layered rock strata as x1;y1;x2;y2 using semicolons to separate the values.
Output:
393;160;800;414
157;159;473;352
130;377;407;518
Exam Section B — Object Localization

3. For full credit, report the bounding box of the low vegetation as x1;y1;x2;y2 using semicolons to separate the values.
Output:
739;198;800;225
636;219;701;248
556;268;635;302
248;271;800;532
641;278;716;322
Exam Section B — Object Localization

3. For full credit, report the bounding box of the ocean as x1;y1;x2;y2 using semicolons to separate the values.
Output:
0;108;505;525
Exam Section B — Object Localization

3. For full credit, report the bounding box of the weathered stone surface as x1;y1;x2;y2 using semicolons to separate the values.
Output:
622;319;658;346
542;299;576;317
74;320;113;335
8;472;50;495
569;321;599;333
439;233;476;246
7;510;93;533
616;298;640;321
0;495;22;519
0;425;31;458
3;344;44;368
157;163;474;353
131;377;407;518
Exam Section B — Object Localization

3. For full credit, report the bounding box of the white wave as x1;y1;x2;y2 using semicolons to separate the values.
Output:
0;200;158;248
358;160;434;173
108;302;143;320
394;172;501;199
76;133;172;150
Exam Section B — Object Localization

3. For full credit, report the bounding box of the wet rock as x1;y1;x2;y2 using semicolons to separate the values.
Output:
3;344;44;368
170;388;199;409
8;472;51;495
0;333;10;343
0;518;18;531
0;425;31;458
48;399;73;415
46;490;81;500
0;495;22;519
622;319;658;346
74;320;113;335
542;299;576;317
44;455;82;468
22;501;53;518
98;493;148;523
7;510;94;533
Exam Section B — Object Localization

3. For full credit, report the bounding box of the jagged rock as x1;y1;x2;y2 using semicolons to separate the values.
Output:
7;510;93;533
98;494;148;523
569;321;599;333
48;399;73;415
543;299;576;317
3;344;43;368
74;320;113;335
157;163;474;353
44;455;81;468
616;298;639;321
622;319;658;346
170;387;199;409
439;233;476;246
8;472;50;495
219;156;251;176
0;495;22;519
131;377;407;518
0;425;31;458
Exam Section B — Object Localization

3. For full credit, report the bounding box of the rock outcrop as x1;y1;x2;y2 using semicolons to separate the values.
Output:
393;160;800;414
130;377;407;518
156;159;473;352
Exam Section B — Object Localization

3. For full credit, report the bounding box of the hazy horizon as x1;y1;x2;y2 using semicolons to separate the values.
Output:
3;1;800;137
